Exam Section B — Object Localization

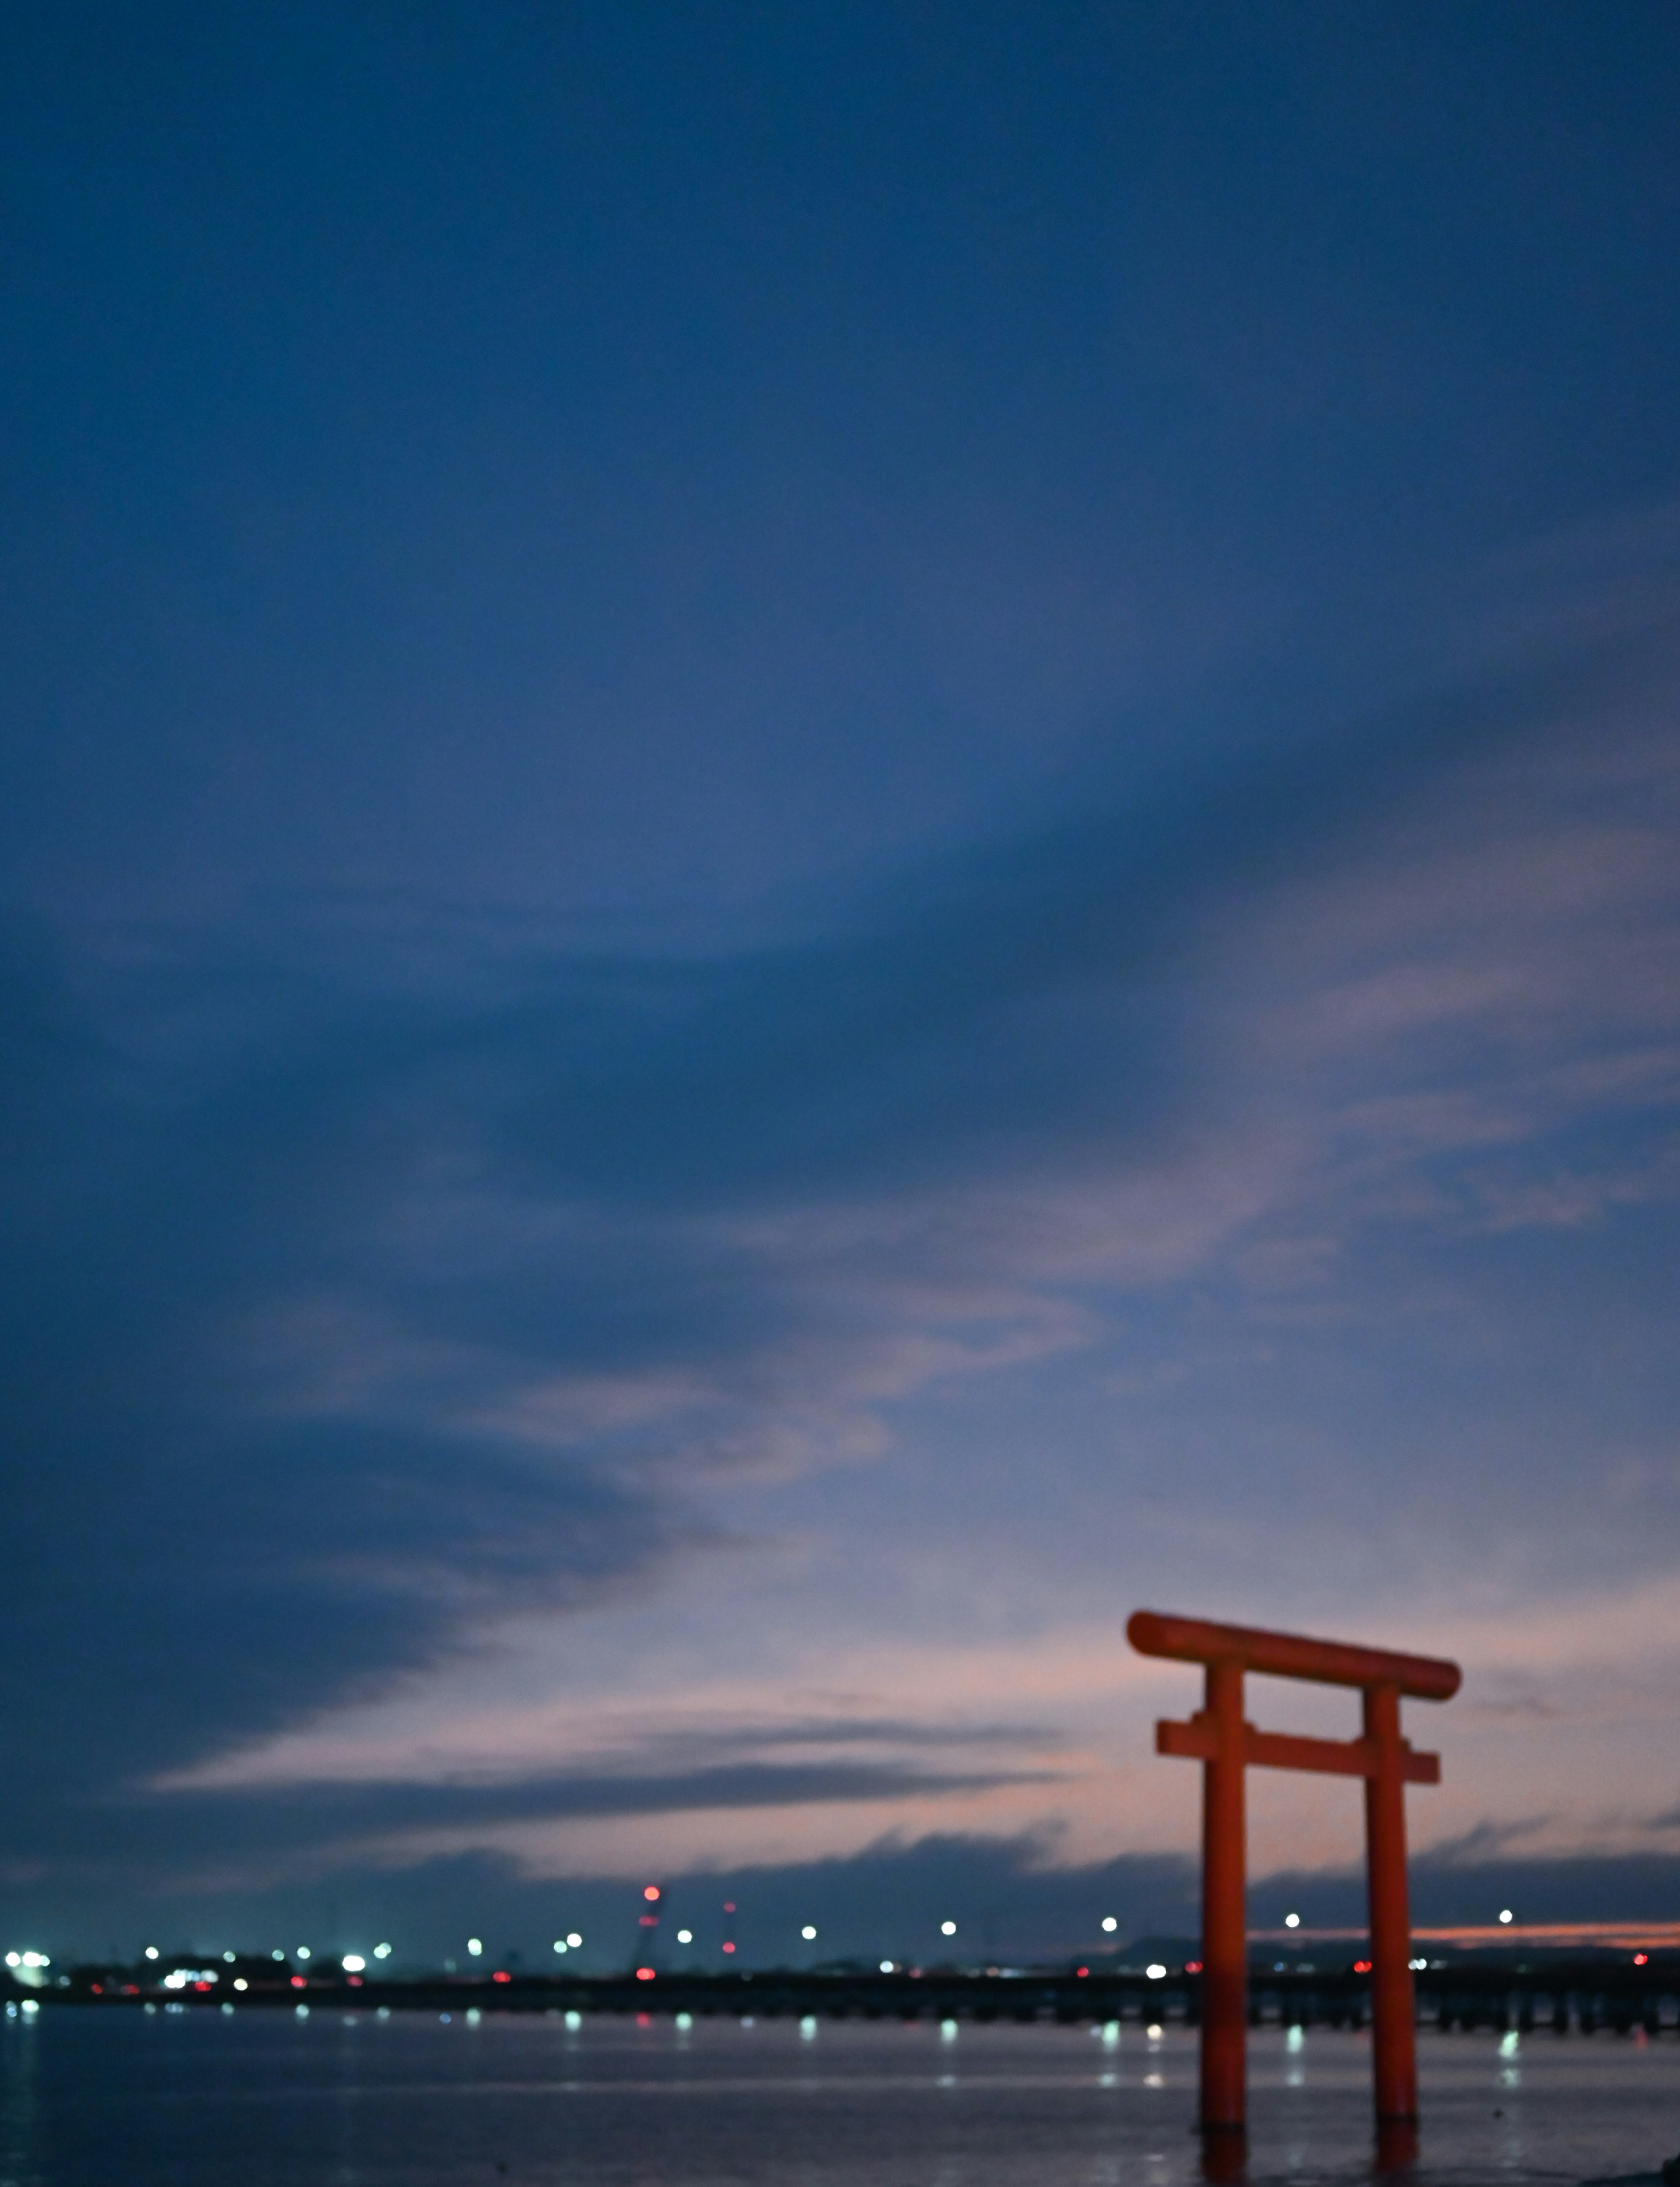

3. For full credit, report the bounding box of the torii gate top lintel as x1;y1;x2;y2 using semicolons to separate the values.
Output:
1127;1608;1461;1701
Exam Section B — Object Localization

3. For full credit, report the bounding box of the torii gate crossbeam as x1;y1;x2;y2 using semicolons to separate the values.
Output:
1128;1610;1460;2149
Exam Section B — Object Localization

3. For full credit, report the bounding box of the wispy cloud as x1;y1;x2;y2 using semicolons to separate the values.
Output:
4;509;1680;1911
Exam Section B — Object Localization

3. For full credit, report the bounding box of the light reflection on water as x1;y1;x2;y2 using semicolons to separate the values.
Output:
0;2010;1676;2185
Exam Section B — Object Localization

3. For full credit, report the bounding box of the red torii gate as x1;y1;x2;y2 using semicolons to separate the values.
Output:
1128;1610;1460;2151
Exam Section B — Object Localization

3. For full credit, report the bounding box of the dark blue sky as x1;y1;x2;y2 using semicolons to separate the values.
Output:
4;3;1680;1965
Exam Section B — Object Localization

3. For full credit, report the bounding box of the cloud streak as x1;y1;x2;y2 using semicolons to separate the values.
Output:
2;514;1678;1923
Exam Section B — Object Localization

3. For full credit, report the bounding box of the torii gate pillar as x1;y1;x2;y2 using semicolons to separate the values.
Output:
1128;1611;1460;2149
1200;1654;1247;2132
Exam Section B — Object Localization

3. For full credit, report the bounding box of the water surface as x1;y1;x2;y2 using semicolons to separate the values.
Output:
2;2006;1676;2185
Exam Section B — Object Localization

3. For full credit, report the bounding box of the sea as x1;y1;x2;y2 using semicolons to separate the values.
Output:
2;2005;1676;2186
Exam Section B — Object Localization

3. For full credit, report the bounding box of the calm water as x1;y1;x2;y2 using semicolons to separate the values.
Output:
2;2006;1676;2186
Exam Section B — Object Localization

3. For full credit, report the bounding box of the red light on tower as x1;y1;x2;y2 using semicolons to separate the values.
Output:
644;1886;661;1902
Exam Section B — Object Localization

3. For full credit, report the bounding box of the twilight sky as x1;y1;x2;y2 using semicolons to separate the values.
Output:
4;2;1680;1967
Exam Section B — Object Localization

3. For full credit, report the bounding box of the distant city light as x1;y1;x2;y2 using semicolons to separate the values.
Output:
636;1967;655;1982
1100;1916;1118;1933
879;1960;895;1973
939;1921;957;1937
342;1955;366;1974
233;1979;248;1991
270;1950;285;1962
722;1942;736;1954
1409;1956;1428;1970
222;1952;235;1964
553;1940;568;1953
644;1886;661;1903
1284;1914;1300;1929
467;1939;483;1956
145;1948;160;1961
1498;1909;1514;1925
21;1954;47;1969
297;1947;312;1960
1145;1963;1167;1980
567;1932;582;1948
801;1926;817;1941
2;1955;15;1969
374;1944;392;1959
676;1929;693;1945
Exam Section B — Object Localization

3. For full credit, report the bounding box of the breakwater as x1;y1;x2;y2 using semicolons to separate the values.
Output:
18;1960;1680;2032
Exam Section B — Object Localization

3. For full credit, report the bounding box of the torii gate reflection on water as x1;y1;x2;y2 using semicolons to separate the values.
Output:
1127;1611;1461;2172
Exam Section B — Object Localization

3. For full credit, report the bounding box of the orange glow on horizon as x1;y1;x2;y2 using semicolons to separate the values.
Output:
1249;1921;1680;1950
